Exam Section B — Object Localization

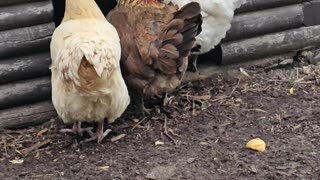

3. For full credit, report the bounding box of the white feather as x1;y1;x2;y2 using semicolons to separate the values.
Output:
163;0;246;54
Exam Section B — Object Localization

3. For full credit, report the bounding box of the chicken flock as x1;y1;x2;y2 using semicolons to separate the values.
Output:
50;0;245;143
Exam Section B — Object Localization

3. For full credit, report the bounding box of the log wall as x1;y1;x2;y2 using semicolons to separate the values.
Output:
0;0;320;129
219;0;320;65
0;0;54;129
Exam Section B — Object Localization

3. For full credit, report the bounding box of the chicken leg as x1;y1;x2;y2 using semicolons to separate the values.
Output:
85;121;112;143
163;92;174;106
188;54;199;72
137;96;152;115
60;122;93;136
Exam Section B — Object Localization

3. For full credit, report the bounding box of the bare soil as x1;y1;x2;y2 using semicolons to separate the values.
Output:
1;64;320;180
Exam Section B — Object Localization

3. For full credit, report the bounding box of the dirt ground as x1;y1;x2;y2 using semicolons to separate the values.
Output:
1;62;320;179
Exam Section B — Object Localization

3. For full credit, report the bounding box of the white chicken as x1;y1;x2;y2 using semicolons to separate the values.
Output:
50;0;130;143
163;0;246;71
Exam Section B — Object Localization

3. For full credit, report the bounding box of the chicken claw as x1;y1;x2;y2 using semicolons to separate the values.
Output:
135;97;151;115
85;121;111;143
139;103;152;115
60;122;93;136
188;54;199;72
163;92;174;106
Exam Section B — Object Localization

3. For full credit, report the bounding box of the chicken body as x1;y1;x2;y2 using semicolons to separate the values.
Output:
107;0;202;113
50;0;130;142
163;0;246;71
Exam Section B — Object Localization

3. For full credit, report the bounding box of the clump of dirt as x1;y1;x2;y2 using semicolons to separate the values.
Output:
1;64;320;179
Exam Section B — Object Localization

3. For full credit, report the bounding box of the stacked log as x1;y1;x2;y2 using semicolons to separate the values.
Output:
0;0;43;7
0;0;55;129
0;77;51;110
0;101;56;129
222;25;320;65
219;0;320;65
0;1;53;31
0;23;54;59
236;0;311;13
225;4;305;42
0;53;51;84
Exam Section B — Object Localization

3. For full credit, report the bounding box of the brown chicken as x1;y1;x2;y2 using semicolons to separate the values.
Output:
107;0;202;113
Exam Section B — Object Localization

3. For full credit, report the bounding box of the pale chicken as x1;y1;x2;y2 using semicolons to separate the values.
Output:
163;0;246;71
50;0;130;143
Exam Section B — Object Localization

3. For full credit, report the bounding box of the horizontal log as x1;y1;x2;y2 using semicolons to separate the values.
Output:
236;0;310;13
0;77;51;110
0;23;54;59
0;0;44;7
0;53;51;85
0;101;56;129
221;25;320;65
226;4;304;42
0;0;53;31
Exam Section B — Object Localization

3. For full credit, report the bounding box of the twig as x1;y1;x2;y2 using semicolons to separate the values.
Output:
0;129;24;135
163;116;178;145
211;79;240;103
169;129;182;138
131;117;147;130
262;78;314;84
243;108;267;113
168;83;190;94
19;139;51;155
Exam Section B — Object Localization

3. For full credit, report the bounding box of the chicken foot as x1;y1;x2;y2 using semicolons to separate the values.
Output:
85;121;112;143
188;54;199;72
136;96;152;115
163;92;174;106
60;122;93;136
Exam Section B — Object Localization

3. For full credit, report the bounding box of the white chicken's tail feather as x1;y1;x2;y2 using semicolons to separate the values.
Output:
233;0;246;9
54;33;118;86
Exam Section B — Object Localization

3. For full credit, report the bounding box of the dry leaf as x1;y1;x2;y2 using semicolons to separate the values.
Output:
9;159;24;164
35;152;40;159
155;141;164;146
111;134;126;142
289;88;294;95
246;138;266;152
187;158;195;164
193;95;211;100
99;166;110;171
37;128;48;136
240;67;251;78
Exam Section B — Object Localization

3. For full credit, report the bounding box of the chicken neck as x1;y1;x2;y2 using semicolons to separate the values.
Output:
63;0;106;22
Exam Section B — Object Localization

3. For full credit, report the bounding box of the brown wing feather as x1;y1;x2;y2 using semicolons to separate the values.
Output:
107;2;202;97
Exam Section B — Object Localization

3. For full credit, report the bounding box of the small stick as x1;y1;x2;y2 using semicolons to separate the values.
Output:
163;117;178;145
211;79;240;103
20;139;51;155
131;117;147;130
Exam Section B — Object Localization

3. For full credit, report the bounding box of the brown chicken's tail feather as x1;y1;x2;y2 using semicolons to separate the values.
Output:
156;2;202;75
